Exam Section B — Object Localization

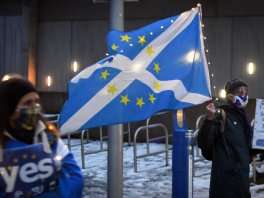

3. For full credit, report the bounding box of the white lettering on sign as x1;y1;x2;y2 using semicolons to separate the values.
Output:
38;158;54;179
0;158;54;192
20;162;38;183
0;166;19;192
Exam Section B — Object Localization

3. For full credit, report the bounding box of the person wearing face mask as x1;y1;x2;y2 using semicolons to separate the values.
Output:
0;78;83;198
199;79;253;198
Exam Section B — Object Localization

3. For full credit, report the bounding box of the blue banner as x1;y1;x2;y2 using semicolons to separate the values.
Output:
0;143;58;197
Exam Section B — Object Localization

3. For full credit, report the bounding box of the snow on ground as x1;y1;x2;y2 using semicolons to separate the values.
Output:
66;139;264;198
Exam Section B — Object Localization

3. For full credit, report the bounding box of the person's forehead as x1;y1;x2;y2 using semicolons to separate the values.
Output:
239;86;248;90
236;86;248;93
18;92;40;105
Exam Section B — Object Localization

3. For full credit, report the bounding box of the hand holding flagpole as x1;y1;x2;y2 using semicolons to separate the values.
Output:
206;101;215;120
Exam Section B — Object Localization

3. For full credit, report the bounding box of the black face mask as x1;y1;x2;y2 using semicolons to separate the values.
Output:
14;106;41;131
7;106;42;144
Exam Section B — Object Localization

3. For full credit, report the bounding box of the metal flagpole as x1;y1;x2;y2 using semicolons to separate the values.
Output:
107;0;124;198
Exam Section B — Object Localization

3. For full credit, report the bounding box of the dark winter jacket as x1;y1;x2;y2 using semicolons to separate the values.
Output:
200;100;251;198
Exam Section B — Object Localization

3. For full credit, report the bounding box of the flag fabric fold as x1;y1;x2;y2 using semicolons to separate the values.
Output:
59;7;211;134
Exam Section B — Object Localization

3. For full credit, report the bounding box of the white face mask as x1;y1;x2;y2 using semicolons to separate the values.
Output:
233;95;248;108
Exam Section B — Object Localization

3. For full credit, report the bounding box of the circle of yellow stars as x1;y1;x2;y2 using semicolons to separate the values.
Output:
106;32;166;109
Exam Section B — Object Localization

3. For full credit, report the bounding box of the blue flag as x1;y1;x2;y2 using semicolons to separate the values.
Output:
59;8;211;134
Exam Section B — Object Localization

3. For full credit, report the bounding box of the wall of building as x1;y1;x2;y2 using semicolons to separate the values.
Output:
0;1;29;78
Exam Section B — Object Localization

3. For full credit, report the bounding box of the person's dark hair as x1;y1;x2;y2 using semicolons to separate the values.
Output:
225;79;248;95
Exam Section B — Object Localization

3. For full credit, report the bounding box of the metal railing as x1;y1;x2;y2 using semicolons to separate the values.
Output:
43;114;132;168
133;123;169;172
80;123;131;169
43;114;84;150
192;114;209;177
194;114;206;161
145;111;172;154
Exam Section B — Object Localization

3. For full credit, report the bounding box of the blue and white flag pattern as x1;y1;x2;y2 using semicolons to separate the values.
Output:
59;8;211;134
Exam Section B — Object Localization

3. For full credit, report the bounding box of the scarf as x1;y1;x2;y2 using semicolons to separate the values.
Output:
235;106;253;145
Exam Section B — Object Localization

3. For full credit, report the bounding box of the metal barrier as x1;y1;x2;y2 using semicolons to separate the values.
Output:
194;114;206;161
80;128;107;169
145;111;172;154
192;114;209;178
43;114;131;166
133;123;169;172
43;114;83;150
80;123;131;169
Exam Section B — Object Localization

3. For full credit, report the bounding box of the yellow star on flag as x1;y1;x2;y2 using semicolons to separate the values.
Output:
121;34;132;42
13;158;19;163
111;43;119;51
153;81;162;91
108;84;117;95
22;154;28;159
136;97;145;108
138;35;146;46
146;46;154;55
100;69;110;80
153;63;161;74
148;93;157;104
120;94;130;105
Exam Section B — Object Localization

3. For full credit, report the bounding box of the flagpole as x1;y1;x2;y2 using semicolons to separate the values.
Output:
108;0;124;198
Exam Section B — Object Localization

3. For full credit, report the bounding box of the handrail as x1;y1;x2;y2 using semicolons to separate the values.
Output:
194;115;206;160
42;114;132;169
133;123;169;172
145;111;171;154
195;114;206;130
80;123;131;169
